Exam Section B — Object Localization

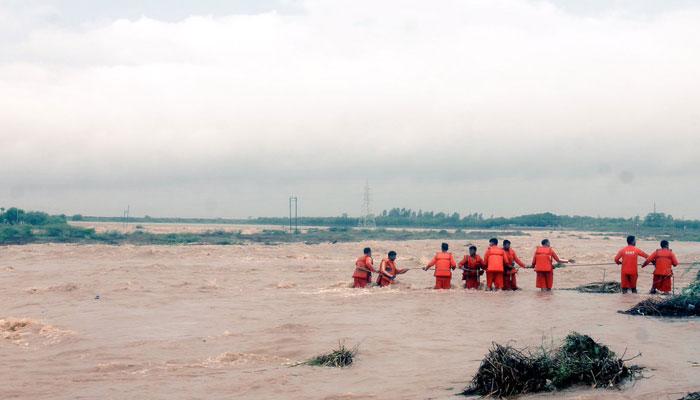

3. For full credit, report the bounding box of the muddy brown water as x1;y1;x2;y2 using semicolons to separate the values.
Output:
1;233;699;399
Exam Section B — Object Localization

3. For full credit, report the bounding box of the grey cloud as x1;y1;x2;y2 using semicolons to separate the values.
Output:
1;0;699;218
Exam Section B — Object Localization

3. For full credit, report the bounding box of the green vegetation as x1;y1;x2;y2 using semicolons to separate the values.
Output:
623;270;700;317
77;209;700;241
0;207;94;244
462;332;642;398
304;343;356;368
551;333;638;389
3;205;700;245
0;207;66;226
0;206;526;245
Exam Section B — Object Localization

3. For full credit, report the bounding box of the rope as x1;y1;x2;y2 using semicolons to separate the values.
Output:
403;261;700;270
561;262;617;267
560;262;700;268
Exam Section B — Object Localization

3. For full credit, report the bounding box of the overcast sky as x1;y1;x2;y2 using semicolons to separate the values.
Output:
1;0;699;219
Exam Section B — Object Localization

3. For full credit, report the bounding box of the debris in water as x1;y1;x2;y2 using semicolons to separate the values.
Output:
622;297;700;317
552;332;641;389
462;332;642;398
565;281;621;293
623;271;700;317
461;343;551;397
304;342;356;368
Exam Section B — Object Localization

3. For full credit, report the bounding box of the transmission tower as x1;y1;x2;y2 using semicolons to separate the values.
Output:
123;205;130;230
359;181;376;229
289;196;298;233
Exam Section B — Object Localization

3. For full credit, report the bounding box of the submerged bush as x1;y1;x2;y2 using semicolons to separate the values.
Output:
305;343;357;368
551;333;637;389
462;332;641;398
623;270;700;317
569;281;621;293
461;344;552;397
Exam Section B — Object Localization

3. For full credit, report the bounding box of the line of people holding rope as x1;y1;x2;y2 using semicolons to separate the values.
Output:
352;235;679;294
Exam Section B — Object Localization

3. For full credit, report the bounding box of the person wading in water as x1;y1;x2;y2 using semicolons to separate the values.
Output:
642;240;678;294
529;239;573;291
423;242;457;289
352;247;376;288
614;235;649;294
377;250;408;287
459;245;484;289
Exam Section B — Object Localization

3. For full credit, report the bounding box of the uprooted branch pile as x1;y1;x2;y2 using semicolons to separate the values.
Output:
567;281;621;293
462;332;642;398
623;270;700;317
679;392;700;400
461;343;552;397
304;343;356;367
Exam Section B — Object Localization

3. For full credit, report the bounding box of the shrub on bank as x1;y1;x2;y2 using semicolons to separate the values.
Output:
0;225;34;244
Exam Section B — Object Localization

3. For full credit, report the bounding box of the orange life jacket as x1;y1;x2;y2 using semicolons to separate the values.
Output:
460;254;483;270
459;254;483;278
378;258;397;285
484;246;508;273
614;246;648;275
645;248;678;276
428;252;456;277
352;255;374;279
532;246;559;272
382;258;397;277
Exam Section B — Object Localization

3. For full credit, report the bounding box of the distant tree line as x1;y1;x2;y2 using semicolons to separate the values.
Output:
0;207;67;226
0;207;93;244
247;209;700;231
0;206;525;245
6;206;699;232
3;206;700;244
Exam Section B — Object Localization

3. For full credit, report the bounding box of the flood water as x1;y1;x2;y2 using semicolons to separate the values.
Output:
1;232;699;399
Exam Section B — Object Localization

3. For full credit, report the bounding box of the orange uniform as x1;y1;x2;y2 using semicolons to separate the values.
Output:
503;248;526;291
352;255;375;288
642;248;679;293
614;246;649;289
377;258;399;287
483;246;511;290
531;246;560;289
459;254;484;289
426;252;456;289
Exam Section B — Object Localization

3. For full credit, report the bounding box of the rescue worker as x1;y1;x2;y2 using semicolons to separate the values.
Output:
377;250;408;287
483;238;511;291
641;240;679;294
352;247;376;288
614;235;649;294
458;245;484;289
423;242;457;289
530;239;572;291
502;240;526;291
